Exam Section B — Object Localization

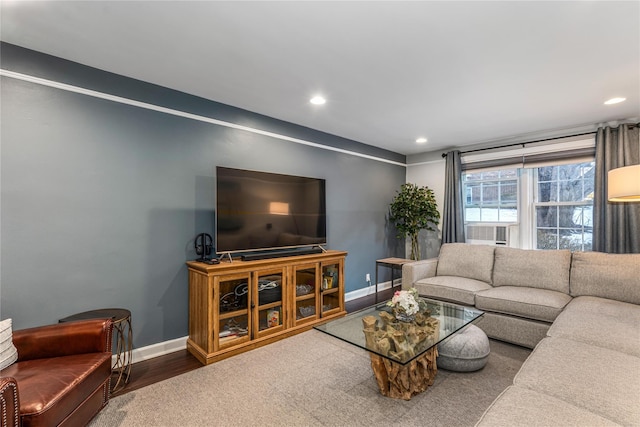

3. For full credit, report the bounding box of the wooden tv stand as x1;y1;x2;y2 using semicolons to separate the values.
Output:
186;250;347;365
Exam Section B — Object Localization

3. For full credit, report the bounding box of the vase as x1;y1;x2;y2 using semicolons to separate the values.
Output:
393;309;415;323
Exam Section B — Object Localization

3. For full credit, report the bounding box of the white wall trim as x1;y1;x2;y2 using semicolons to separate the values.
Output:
0;69;406;167
120;335;188;365
344;280;393;301
407;158;445;167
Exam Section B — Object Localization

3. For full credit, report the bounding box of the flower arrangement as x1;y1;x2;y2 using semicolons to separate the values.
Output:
387;288;427;321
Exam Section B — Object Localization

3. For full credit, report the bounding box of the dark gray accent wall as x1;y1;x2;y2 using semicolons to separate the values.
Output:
1;43;405;164
0;44;406;348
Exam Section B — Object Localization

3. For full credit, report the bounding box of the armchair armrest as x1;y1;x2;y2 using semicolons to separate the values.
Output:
12;319;113;362
402;258;439;289
0;377;19;427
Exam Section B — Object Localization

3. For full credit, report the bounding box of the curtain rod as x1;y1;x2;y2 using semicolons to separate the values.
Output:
441;123;639;158
441;131;596;158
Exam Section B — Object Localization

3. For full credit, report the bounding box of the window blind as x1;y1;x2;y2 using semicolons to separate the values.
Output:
461;136;595;171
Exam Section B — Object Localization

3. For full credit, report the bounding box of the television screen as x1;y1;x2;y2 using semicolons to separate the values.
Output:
216;167;327;254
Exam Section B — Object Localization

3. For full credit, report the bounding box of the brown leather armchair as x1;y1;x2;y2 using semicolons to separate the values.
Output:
0;319;113;427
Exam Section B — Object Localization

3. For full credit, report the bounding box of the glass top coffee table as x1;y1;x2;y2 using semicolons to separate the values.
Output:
315;298;483;400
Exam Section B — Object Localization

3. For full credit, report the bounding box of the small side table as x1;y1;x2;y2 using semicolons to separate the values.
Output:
375;258;414;303
59;308;132;394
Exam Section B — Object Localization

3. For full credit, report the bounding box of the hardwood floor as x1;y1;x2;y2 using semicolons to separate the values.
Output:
111;287;397;397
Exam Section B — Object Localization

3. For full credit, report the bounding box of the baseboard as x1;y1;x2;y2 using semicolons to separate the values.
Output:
344;280;394;301
115;335;188;366
124;282;395;365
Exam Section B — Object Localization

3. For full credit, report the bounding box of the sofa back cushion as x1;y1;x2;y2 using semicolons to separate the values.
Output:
570;251;640;304
493;247;571;293
436;243;495;284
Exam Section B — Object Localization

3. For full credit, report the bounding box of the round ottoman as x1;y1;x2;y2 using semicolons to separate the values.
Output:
437;324;490;372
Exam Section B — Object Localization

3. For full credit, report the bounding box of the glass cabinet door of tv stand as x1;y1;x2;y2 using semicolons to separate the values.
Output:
293;263;319;325
321;262;341;316
253;268;286;339
216;272;252;350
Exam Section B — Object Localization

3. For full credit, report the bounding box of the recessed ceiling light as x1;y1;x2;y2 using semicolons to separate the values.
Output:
416;137;428;144
604;97;626;105
310;96;326;105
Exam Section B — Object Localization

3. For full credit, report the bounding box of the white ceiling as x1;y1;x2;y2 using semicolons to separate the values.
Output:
1;1;639;156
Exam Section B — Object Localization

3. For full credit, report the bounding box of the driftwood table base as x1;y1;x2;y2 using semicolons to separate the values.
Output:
369;347;438;400
363;311;440;400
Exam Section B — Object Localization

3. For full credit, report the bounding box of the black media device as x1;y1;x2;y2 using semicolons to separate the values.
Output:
194;233;219;264
216;167;327;257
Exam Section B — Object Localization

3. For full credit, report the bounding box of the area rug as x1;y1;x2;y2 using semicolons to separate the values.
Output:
90;329;530;427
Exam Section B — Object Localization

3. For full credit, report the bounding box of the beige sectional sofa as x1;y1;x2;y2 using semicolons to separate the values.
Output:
402;243;640;426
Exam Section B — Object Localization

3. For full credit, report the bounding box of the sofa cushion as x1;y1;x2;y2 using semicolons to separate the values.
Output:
1;352;112;426
415;275;492;306
475;286;572;323
476;386;621;427
514;337;640;426
548;296;640;357
475;312;550;349
570;251;640;305
492;247;571;294
436;243;495;284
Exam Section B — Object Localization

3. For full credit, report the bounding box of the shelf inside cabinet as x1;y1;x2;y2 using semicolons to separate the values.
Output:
218;334;249;346
296;312;316;320
219;309;249;321
258;301;283;310
257;306;283;331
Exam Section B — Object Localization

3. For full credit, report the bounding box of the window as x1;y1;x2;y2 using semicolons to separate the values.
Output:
534;162;594;251
462;161;595;251
463;169;518;222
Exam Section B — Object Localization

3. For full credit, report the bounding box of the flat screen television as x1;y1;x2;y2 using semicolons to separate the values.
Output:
215;167;327;255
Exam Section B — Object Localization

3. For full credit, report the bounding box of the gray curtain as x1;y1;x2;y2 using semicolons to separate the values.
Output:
442;150;465;243
593;124;640;253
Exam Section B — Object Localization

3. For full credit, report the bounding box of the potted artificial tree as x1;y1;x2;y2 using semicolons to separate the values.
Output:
389;183;440;260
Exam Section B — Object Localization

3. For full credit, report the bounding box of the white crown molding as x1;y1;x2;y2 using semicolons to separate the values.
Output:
1;69;406;167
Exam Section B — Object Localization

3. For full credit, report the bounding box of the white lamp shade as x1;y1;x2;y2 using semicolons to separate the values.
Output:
608;165;640;202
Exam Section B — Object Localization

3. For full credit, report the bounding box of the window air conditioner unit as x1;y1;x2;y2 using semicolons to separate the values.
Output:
465;223;518;247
